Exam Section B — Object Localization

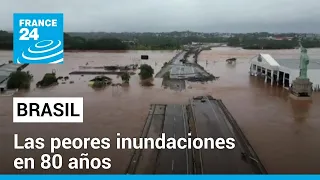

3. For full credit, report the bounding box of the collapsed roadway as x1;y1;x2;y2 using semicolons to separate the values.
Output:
126;96;267;174
155;47;217;81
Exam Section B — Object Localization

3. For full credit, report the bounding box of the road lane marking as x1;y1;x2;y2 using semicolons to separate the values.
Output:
171;160;175;171
181;105;189;174
173;116;176;139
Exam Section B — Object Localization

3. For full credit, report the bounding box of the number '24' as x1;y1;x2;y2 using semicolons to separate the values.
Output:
19;28;39;40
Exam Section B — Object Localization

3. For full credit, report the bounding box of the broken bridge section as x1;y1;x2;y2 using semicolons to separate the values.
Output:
155;48;217;81
126;96;267;174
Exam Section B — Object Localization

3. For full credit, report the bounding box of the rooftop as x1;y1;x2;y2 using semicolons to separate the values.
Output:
0;60;6;66
0;79;8;88
0;63;22;69
277;59;320;69
0;68;11;83
260;54;280;67
0;75;8;84
0;63;27;84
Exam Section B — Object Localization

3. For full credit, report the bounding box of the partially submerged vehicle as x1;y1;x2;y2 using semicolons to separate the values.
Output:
226;58;237;64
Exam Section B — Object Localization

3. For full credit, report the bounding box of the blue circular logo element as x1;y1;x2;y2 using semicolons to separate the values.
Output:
17;40;63;64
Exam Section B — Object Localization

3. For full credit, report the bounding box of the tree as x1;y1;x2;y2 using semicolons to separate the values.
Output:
0;30;129;50
36;73;58;87
227;37;241;47
90;76;112;88
139;64;154;80
7;71;33;89
121;72;131;83
93;81;107;88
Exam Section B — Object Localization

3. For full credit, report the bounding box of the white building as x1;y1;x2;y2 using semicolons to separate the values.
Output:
249;53;320;91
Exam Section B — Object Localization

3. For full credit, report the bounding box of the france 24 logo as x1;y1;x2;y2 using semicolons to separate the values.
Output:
13;13;64;64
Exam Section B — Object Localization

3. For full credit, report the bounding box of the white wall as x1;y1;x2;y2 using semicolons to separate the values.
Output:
250;55;320;90
251;59;275;70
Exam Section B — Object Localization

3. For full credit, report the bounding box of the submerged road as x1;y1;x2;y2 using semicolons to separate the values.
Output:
155;51;186;77
155;47;214;80
162;79;186;91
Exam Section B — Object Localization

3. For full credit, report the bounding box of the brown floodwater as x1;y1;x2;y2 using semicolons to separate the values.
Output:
0;48;319;174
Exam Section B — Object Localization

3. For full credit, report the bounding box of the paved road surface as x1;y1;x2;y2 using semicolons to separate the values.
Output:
191;97;256;174
126;104;192;174
127;97;266;174
155;104;192;174
155;51;185;77
155;49;212;80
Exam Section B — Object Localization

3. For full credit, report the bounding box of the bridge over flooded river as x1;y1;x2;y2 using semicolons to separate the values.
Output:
126;96;267;174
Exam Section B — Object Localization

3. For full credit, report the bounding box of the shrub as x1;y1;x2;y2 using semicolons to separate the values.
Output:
139;64;154;80
36;73;58;87
7;71;33;89
93;81;106;88
121;72;131;83
90;76;112;88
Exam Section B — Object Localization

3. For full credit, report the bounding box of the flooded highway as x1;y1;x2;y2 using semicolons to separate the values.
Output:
127;96;266;174
0;48;320;174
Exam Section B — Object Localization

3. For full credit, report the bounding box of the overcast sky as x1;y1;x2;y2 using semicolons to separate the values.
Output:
1;0;320;33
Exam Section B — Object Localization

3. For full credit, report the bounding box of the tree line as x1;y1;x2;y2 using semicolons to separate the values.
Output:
0;30;128;50
227;36;320;49
70;32;227;50
0;30;13;50
2;30;320;50
64;33;128;50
